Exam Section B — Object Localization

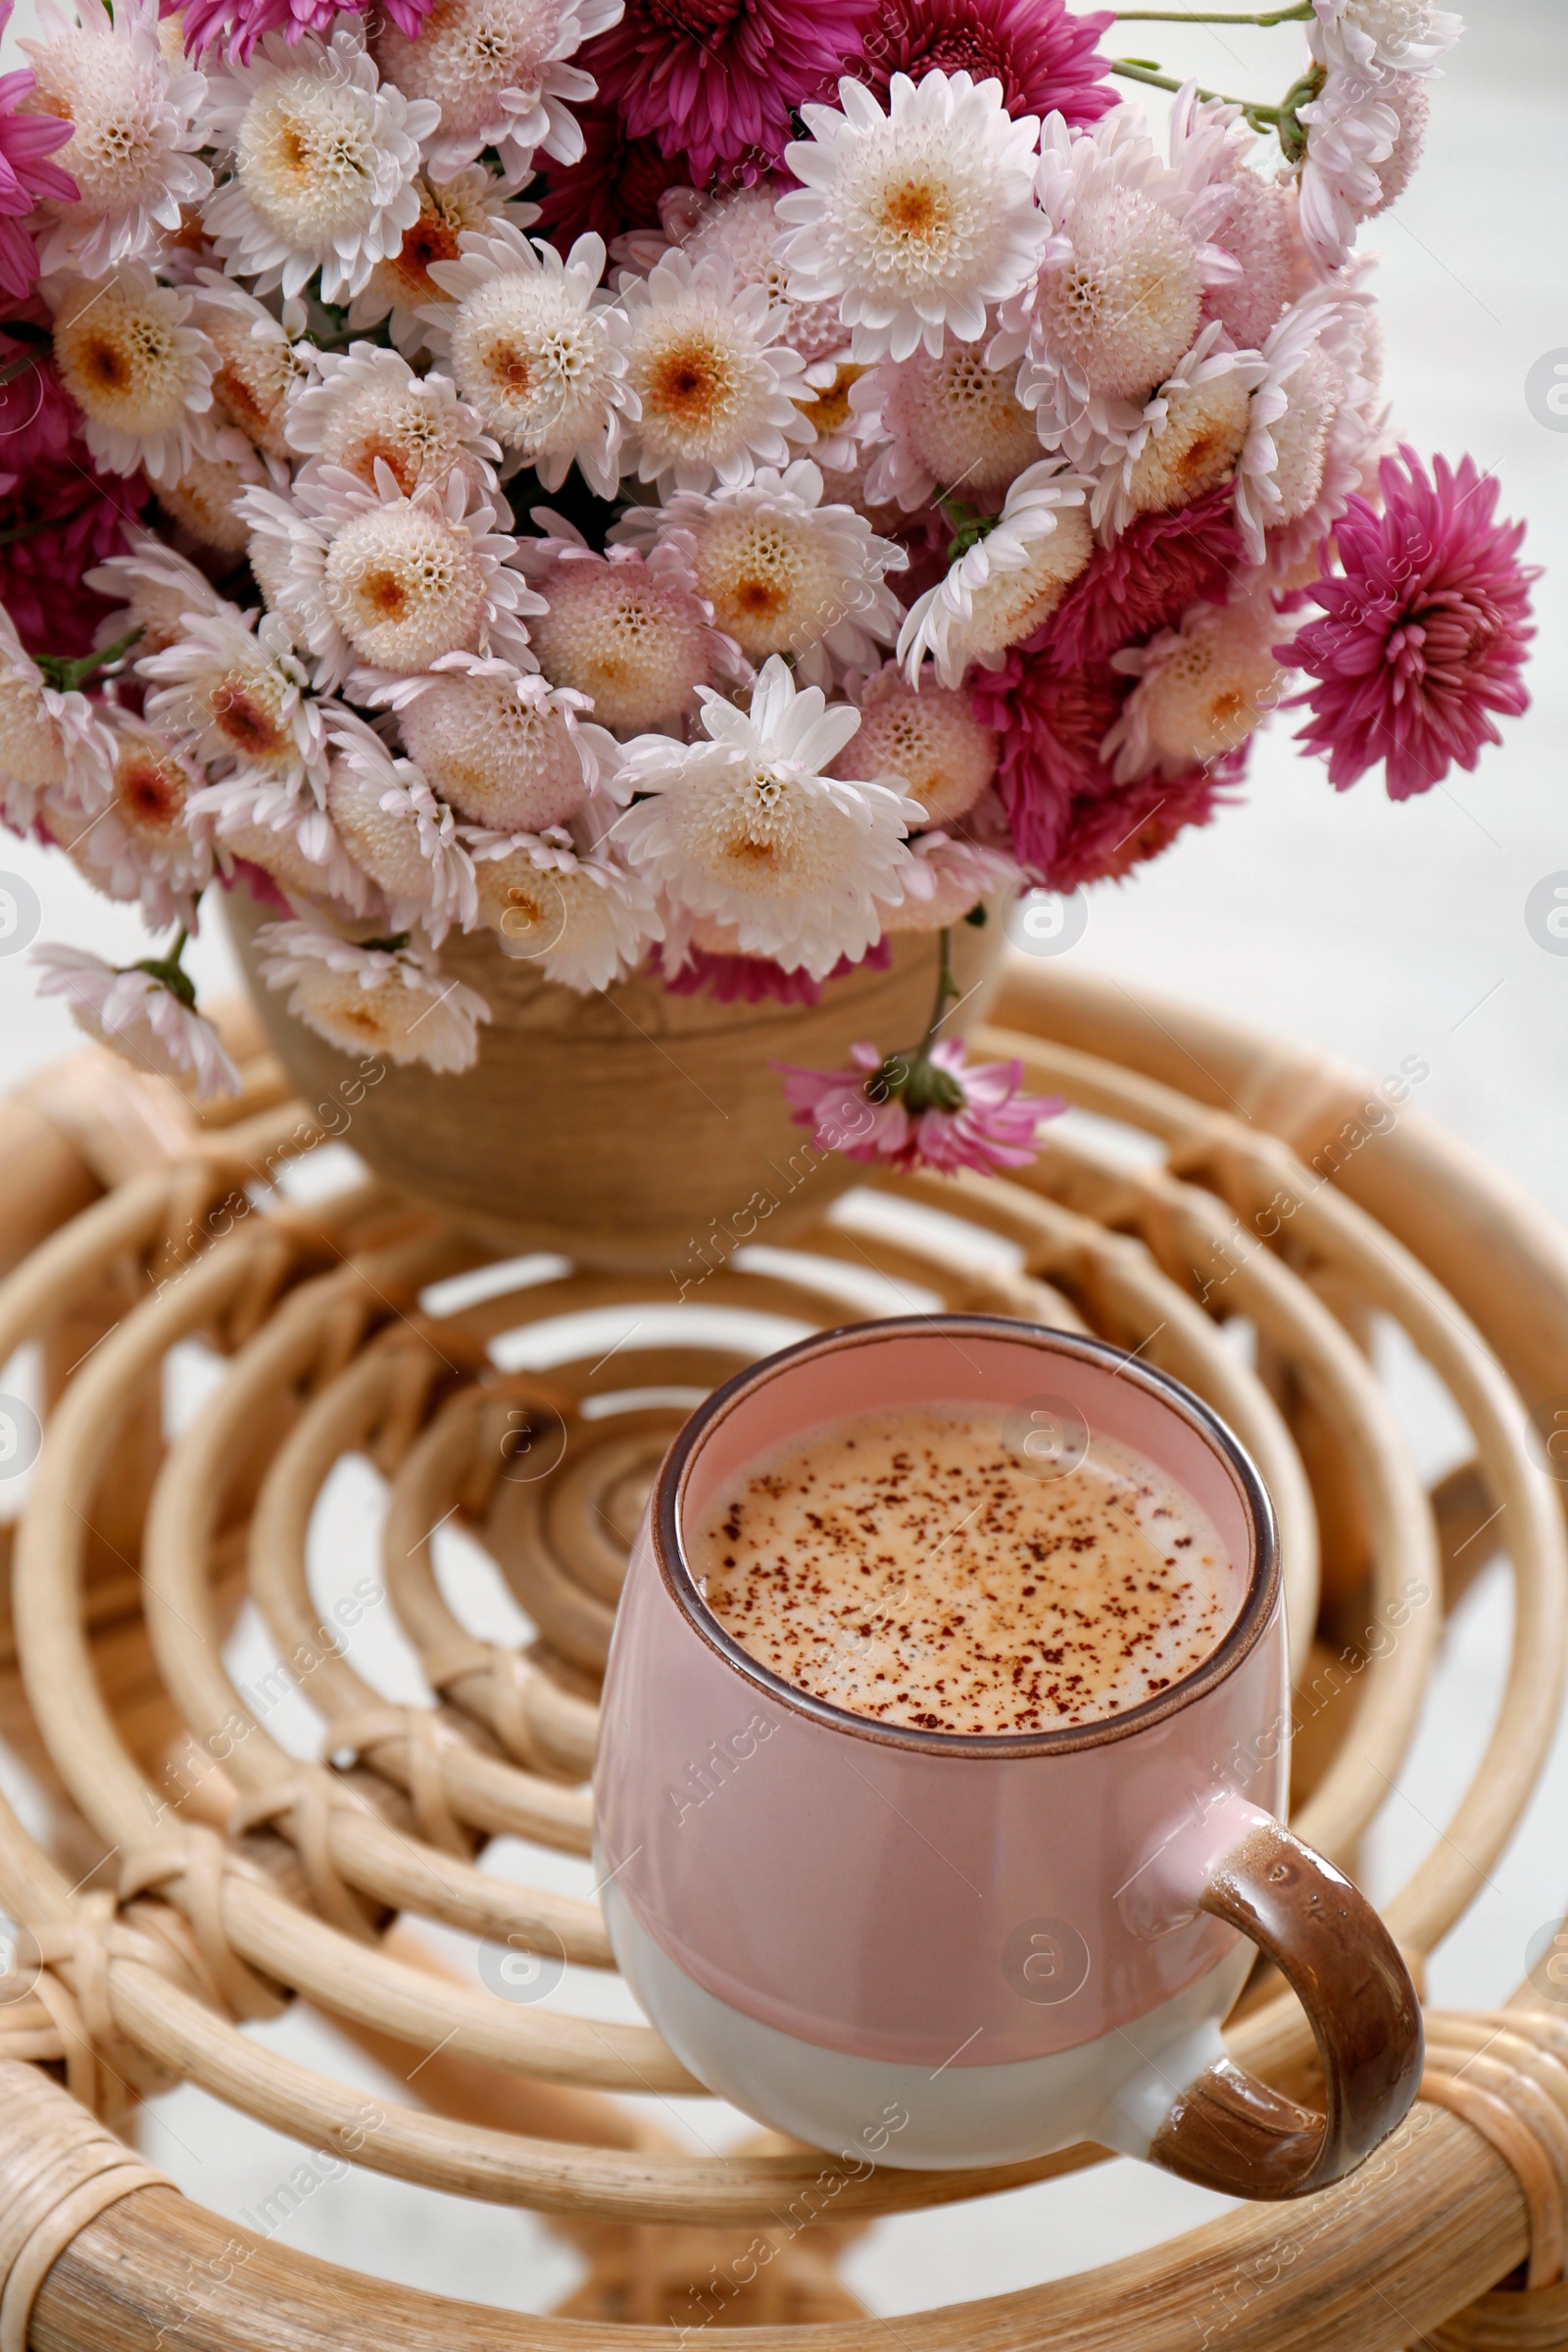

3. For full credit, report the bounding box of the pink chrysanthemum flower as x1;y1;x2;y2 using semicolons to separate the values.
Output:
1035;478;1244;672
1045;760;1237;891
777;1036;1059;1175
0;0;76;299
178;0;433;65
579;0;871;184
858;0;1114;127
1279;447;1536;801
972;633;1247;887
970;652;1126;875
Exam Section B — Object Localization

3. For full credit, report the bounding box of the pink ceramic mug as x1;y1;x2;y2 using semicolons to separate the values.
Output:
595;1316;1422;2195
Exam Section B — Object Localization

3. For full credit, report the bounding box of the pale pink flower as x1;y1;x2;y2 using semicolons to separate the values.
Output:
255;915;490;1071
32;943;240;1097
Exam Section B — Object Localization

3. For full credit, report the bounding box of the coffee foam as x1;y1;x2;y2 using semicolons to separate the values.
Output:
688;1403;1240;1736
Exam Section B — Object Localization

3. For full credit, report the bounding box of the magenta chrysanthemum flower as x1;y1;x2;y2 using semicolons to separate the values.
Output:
1279;446;1536;801
0;0;76;300
777;1037;1059;1176
534;102;695;250
858;0;1114;126
971;649;1241;886
0;315;150;654
0;454;150;658
0;315;77;481
1039;480;1244;673
175;0;430;63
579;0;872;183
971;655;1127;875
656;937;890;1005
1047;760;1239;891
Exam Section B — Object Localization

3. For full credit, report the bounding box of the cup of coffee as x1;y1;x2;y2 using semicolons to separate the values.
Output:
594;1316;1422;2196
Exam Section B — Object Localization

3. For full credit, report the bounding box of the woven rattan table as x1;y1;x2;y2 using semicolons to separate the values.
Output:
1;955;1565;2352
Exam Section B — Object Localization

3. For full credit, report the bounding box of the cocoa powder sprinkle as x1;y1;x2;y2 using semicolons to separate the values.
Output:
689;1406;1236;1735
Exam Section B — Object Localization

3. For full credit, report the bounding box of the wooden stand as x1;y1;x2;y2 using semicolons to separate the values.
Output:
1;956;1566;2351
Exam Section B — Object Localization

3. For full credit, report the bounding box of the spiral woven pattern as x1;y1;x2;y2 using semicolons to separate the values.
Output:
1;956;1567;2351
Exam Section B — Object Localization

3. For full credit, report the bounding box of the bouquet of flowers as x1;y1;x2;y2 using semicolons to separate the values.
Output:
0;0;1537;1173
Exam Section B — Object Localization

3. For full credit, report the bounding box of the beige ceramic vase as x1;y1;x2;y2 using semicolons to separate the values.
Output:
224;878;1011;1273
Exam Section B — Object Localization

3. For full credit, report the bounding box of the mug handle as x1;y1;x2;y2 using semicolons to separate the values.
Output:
1145;1808;1423;2199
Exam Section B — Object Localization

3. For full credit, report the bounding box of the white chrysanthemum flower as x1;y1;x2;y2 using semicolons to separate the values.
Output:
157;439;289;557
1233;284;1378;565
374;0;619;185
0;607;114;832
189;271;307;462
614;459;905;686
60;713;212;928
612;654;919;979
286;343;501;500
141;605;329;791
201;30;438;305
1310;0;1460;75
778;73;1046;366
1104;597;1283;781
875;830;1020;931
373;652;614;830
1091;323;1266;536
829;663;997;828
22;0;212;278
323;713;476;943
348;170;539;357
989;106;1240;462
256;916;489;1071
197;772;378;913
852;344;1042;514
240;462;544;693
897;461;1092;688
615;249;812;494
470;830;660;991
85;533;225;658
420;225;633;494
50;265;217;483
32;944;240;1097
245;506;303;640
516;516;746;734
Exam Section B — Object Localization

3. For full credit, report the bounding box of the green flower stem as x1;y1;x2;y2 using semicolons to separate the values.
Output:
132;925;196;1010
937;496;996;563
921;926;961;1054
0;508;86;550
35;627;144;693
1112;4;1312;23
1108;56;1284;126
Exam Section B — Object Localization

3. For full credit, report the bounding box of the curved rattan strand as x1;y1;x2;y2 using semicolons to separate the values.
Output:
11;1223;694;2091
0;967;1565;2350
972;1013;1568;1952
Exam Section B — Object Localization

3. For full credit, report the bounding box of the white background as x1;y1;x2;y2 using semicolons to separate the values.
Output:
0;0;1565;2323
